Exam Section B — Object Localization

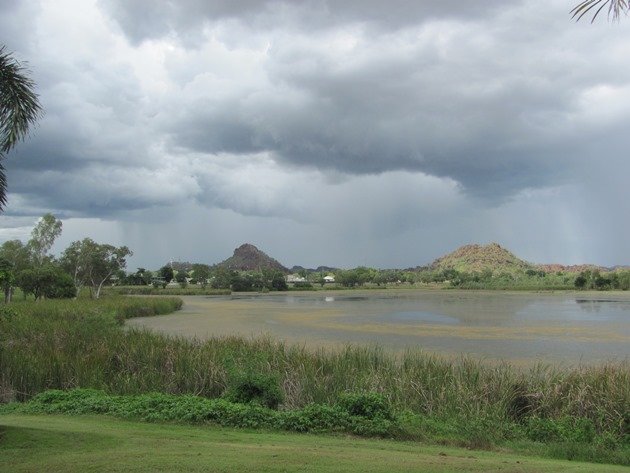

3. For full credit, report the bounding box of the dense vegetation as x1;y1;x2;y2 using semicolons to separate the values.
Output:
1;296;628;465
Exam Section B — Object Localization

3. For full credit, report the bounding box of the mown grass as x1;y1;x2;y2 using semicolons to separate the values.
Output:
0;296;628;465
4;414;626;473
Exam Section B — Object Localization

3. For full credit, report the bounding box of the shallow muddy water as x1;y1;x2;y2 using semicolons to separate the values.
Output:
126;290;630;364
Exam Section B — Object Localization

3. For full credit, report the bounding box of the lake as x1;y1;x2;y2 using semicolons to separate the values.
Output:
127;290;630;364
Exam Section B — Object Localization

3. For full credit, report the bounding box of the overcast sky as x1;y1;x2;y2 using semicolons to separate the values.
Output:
1;0;629;270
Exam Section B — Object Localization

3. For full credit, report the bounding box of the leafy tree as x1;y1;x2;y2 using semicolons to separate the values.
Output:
0;213;63;300
43;270;76;299
175;270;188;288
615;271;630;290
210;266;232;289
16;264;75;300
0;239;31;269
260;268;288;291
126;268;152;285
0;257;15;303
269;270;288;291
229;272;249;292
59;238;92;296
60;238;132;298
230;271;265;292
87;243;132;299
192;263;211;288
28;213;62;266
0;46;42;210
574;269;614;290
158;265;174;284
354;266;376;286
594;273;612;290
336;269;359;287
0;239;30;302
572;0;629;22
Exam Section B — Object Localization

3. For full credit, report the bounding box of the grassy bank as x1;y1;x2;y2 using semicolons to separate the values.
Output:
105;286;231;296
4;414;626;473
0;296;628;465
2;388;628;465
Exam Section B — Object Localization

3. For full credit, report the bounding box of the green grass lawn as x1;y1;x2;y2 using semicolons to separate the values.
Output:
1;414;626;473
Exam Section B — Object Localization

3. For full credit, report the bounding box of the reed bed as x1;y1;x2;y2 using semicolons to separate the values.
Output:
1;296;628;442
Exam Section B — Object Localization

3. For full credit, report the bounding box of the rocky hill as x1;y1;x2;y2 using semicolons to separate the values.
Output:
218;243;289;273
430;243;533;274
535;263;604;274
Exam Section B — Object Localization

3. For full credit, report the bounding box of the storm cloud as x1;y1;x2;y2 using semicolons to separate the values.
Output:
1;0;629;268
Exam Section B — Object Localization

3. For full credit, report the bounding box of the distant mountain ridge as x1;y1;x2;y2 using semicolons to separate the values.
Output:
290;265;338;273
535;263;605;274
430;243;533;274
205;242;613;276
218;243;289;273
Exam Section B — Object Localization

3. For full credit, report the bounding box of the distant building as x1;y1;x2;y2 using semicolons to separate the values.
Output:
323;275;335;283
286;274;307;283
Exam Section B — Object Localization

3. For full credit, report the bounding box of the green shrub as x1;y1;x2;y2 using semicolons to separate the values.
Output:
223;371;284;410
526;417;596;443
348;416;397;437
526;417;562;442
337;392;393;420
0;305;18;320
44;271;76;299
280;403;349;433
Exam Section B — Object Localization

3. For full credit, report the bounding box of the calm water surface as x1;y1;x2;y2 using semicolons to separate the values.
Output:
127;290;630;364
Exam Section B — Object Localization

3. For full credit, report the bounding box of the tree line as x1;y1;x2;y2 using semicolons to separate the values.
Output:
122;265;288;293
0;214;131;302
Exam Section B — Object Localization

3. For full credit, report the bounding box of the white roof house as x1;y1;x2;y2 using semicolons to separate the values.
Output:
286;274;307;283
323;275;335;283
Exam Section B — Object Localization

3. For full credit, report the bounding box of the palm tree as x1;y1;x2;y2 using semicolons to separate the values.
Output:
0;46;42;210
572;0;630;22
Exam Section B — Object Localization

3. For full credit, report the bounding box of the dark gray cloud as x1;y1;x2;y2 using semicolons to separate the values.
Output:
2;0;630;269
161;13;604;200
100;0;516;44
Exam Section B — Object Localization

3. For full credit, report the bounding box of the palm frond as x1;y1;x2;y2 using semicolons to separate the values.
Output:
0;46;42;210
0;160;6;209
0;46;42;154
571;0;630;22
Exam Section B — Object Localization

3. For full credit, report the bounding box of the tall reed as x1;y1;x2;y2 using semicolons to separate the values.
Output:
1;296;628;439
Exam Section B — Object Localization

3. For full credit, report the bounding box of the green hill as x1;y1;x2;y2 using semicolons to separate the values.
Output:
430;243;534;275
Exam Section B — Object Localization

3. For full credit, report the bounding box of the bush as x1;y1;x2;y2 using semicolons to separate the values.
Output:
348;416;396;437
292;281;313;289
337;392;393;420
0;305;18;321
526;417;596;443
223;371;284;410
279;403;349;433
44;271;76;299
